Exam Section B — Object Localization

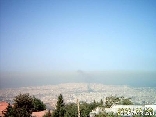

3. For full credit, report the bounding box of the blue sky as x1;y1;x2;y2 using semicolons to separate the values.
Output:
0;0;156;71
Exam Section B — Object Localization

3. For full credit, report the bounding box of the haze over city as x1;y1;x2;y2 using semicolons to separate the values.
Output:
0;0;156;88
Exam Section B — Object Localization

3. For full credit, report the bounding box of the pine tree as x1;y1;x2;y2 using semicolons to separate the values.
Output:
4;103;15;117
53;94;65;117
100;99;103;105
33;96;46;111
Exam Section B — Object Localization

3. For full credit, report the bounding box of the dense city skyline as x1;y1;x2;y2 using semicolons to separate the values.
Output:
1;83;156;109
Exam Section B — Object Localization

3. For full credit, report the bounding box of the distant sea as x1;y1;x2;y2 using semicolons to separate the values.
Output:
0;71;156;89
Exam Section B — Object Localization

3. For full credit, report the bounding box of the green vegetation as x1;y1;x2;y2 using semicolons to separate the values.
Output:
79;101;102;117
48;95;134;117
45;95;106;117
52;94;66;117
4;93;155;117
64;103;78;117
105;96;133;108
4;103;15;117
4;93;46;117
44;94;103;117
33;96;46;111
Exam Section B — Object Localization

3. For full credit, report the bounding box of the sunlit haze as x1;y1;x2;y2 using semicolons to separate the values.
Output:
0;0;156;88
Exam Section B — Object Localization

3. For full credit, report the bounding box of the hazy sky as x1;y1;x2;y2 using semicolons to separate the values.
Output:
0;0;156;72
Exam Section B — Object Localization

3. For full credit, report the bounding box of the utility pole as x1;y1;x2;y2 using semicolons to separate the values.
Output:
77;99;80;117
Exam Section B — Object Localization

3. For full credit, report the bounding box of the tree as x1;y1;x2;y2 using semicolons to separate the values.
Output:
4;103;15;117
79;101;103;117
105;96;133;108
100;99;103;106
120;98;133;105
64;103;78;117
4;93;46;117
105;96;120;108
14;107;31;117
33;96;46;111
52;94;65;117
13;93;34;117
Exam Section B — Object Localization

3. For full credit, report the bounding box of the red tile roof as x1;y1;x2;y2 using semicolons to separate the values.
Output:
32;110;47;117
0;102;9;117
